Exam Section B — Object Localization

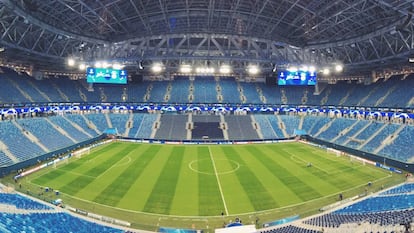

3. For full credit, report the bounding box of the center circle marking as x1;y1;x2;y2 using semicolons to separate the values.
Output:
188;159;240;175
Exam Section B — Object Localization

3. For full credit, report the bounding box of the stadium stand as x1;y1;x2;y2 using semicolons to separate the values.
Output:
0;121;45;162
154;114;188;140
279;115;300;137
0;193;52;210
239;82;262;103
16;118;74;152
192;76;217;103
146;81;169;102
48;115;92;142
225;114;259;140
83;114;109;133
380;125;414;162
168;76;191;103
64;114;100;137
219;77;240;103
108;113;130;136
300;183;414;232
126;113;145;138
317;117;357;142
253;114;278;139
132;114;158;138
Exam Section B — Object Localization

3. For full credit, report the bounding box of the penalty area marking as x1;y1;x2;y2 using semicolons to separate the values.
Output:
208;146;229;216
96;155;132;179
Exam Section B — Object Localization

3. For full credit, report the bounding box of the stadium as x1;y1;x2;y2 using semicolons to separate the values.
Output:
0;0;413;233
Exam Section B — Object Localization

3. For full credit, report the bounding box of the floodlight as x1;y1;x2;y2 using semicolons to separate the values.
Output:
78;63;86;70
219;65;231;74
335;64;343;73
113;63;124;70
67;58;75;67
300;66;309;72
151;63;163;73
180;65;192;73
287;66;298;72
102;62;110;68
247;65;260;75
309;66;316;73
95;61;102;68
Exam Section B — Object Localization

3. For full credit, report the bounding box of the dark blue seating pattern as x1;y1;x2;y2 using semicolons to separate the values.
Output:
335;195;414;214
380;183;414;195
0;193;51;210
259;225;319;233
0;212;124;233
303;209;414;228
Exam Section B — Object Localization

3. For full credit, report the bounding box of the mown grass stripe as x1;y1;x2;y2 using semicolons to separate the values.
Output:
197;146;224;216
32;143;122;184
93;145;161;206
143;146;185;214
60;144;137;196
221;147;278;211
257;145;322;201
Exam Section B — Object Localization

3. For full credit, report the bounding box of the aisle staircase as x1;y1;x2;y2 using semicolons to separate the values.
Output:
276;115;289;138
344;121;372;145
80;115;101;134
0;141;19;163
373;124;406;154
12;121;49;152
123;113;134;137
357;123;388;150
220;114;229;140
61;116;94;138
44;118;77;143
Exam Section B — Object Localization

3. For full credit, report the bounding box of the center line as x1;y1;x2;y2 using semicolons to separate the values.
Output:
208;146;229;216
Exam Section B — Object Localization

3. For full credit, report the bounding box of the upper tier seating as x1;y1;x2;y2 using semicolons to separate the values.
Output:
239;82;262;103
168;76;190;103
0;67;413;108
219;77;240;103
147;81;168;103
192;76;217;103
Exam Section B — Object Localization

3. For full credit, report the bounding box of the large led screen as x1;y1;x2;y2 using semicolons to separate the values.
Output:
86;68;127;84
278;70;316;86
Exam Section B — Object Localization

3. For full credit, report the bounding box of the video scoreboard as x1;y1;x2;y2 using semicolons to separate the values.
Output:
277;70;317;86
86;68;128;84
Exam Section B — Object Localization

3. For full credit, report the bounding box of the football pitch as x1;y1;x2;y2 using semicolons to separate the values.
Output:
23;141;401;229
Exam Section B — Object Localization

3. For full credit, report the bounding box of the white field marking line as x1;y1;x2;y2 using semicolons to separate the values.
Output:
59;169;97;179
188;159;240;175
96;155;132;179
283;149;331;174
208;146;229;216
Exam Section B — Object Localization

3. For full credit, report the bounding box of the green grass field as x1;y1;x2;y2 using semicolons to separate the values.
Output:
20;141;403;230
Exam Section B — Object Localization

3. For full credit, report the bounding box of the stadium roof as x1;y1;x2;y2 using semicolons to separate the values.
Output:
0;0;414;74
